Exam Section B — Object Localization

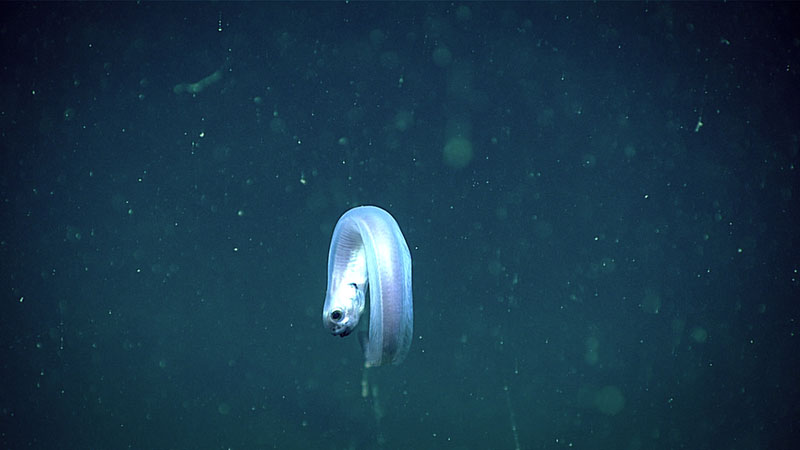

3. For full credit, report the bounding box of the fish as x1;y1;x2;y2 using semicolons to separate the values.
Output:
322;206;413;366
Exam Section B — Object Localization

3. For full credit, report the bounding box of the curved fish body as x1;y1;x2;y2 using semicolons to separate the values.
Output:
322;206;413;366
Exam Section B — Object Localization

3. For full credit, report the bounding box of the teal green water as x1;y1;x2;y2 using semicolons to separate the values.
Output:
1;3;798;449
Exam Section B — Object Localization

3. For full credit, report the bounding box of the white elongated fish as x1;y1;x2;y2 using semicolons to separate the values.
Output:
322;206;413;366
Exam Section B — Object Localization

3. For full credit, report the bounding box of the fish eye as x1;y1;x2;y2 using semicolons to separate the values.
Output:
331;310;343;322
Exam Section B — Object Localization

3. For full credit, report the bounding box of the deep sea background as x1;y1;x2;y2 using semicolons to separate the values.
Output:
2;3;799;449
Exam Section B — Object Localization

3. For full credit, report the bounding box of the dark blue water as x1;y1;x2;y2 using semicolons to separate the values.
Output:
2;3;798;449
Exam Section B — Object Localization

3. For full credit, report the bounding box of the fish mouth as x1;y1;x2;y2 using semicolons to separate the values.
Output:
332;326;353;337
